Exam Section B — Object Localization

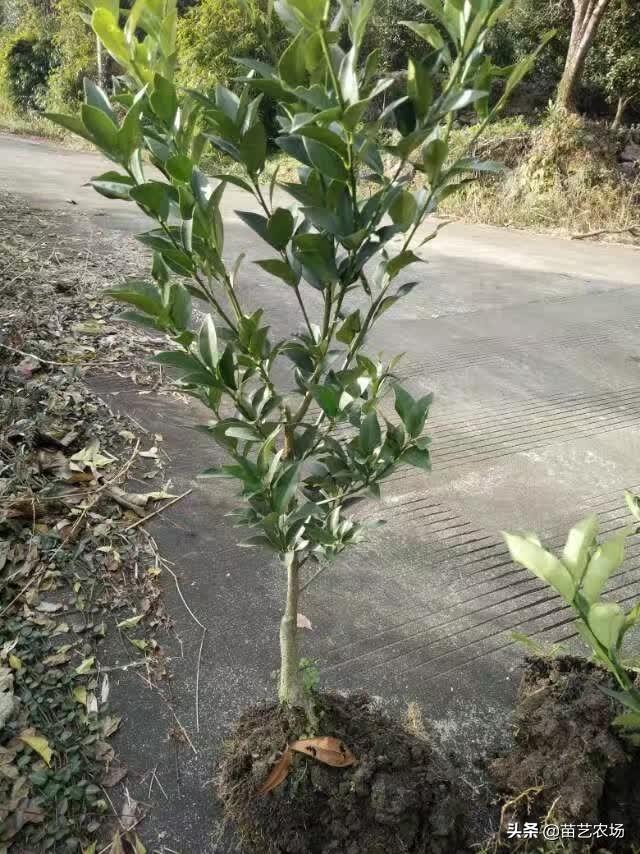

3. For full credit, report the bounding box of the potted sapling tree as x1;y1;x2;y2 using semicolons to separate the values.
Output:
47;0;548;848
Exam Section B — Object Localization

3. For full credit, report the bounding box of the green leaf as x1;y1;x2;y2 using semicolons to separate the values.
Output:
81;104;119;155
503;533;576;603
402;446;431;470
422;138;448;182
401;21;444;50
150;74;178;125
387;250;420;279
293;233;338;286
303;139;349;182
90;171;134;200
44;112;94;143
83;77;116;122
587;601;625;651
167;154;193;183
91;8;133;72
625;490;640;522
278;28;307;86
562;514;599;582
240;122;267;174
439;89;488;115
273;462;301;512
408;57;433;120
225;425;263;442
393;385;432;437
219;345;236;389
152;351;204;373
581;535;626;604
360;411;381;455
169;283;191;331
118;98;143;161
130;182;172;221
336;309;361;345
198;315;219;370
237;211;270;244
312;385;340;418
267;208;295;249
108;279;163;316
389;190;417;231
256;258;299;286
612;711;640;731
295;125;349;162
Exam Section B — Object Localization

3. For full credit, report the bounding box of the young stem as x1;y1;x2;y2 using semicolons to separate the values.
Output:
278;554;306;708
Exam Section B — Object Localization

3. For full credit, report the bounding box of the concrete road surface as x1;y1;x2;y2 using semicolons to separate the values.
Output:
2;132;640;851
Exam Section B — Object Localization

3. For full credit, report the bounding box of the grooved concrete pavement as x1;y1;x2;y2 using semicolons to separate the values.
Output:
2;133;640;851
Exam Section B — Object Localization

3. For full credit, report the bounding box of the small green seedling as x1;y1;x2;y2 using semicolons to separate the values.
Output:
504;491;640;743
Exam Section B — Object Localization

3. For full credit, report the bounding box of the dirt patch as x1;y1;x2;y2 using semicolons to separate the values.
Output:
490;656;640;850
218;691;465;854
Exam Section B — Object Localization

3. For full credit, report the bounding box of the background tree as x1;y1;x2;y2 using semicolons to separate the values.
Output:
556;0;611;111
587;0;640;128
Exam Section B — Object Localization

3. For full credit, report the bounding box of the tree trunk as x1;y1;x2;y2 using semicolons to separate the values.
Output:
557;0;612;112
611;96;629;131
278;554;306;708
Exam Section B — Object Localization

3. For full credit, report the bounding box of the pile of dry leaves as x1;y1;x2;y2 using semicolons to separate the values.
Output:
0;192;179;852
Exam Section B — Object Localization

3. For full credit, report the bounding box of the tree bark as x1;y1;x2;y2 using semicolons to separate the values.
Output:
557;0;612;112
278;554;306;708
611;95;629;131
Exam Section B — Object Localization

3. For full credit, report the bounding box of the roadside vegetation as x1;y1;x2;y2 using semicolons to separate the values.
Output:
0;0;639;242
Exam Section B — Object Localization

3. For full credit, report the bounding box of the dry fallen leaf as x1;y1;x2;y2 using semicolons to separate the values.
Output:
120;794;139;831
257;736;357;795
290;736;357;768
18;732;53;767
257;749;292;795
102;764;128;788
139;446;159;459
297;613;313;630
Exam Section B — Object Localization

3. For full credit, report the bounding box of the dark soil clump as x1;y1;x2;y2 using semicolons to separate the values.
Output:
218;691;465;854
490;655;640;850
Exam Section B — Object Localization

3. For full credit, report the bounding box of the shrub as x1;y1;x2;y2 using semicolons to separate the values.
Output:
4;33;57;111
46;0;96;111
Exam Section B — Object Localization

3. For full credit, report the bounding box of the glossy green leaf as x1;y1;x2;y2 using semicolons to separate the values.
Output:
130;182;172;220
588;601;625;651
256;258;299;286
81;104;119;155
240;122;267;174
90;171;134;200
503;533;576;602
389;191;417;231
360;412;381;455
198;315;219;370
581;534;626;604
401;20;444;50
562;514;598;582
422;138;448;182
267;208;295;249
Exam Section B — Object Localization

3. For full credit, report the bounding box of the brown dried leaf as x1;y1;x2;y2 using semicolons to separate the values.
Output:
296;613;312;630
102;764;128;788
290;736;357;767
256;748;292;795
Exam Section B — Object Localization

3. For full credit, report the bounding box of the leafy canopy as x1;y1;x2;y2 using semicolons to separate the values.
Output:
47;0;546;576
